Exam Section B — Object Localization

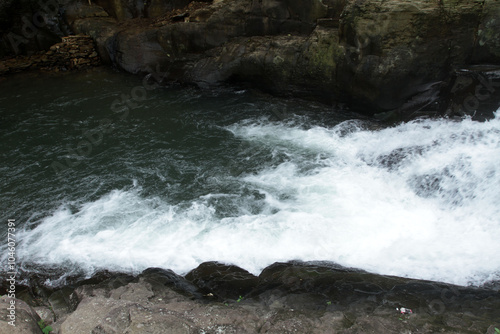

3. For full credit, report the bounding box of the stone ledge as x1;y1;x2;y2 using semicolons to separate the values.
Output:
0;34;101;76
2;261;499;334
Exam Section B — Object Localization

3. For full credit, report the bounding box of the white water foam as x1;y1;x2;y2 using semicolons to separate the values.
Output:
14;113;500;286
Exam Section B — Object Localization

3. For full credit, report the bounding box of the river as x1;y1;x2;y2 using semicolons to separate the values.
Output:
1;68;499;288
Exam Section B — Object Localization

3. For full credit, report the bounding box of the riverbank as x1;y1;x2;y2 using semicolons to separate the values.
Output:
1;261;499;333
0;34;100;75
64;0;500;120
2;0;500;120
1;57;499;333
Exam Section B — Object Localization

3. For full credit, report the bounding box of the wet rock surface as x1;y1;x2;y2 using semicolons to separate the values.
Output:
2;261;499;333
442;66;500;121
62;0;500;119
1;0;499;118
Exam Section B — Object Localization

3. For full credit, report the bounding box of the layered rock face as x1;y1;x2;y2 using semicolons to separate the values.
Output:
61;0;500;118
0;34;100;74
2;0;500;117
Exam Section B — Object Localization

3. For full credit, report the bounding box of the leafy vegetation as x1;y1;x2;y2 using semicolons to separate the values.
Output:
37;319;53;334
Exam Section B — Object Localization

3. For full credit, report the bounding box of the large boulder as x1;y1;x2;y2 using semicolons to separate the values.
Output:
337;0;485;112
185;26;343;101
185;261;259;300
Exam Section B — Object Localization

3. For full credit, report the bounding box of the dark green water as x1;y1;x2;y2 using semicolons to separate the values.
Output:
1;68;499;287
0;69;354;223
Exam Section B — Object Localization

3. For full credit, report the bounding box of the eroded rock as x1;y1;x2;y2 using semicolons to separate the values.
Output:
8;261;500;333
185;261;259;300
0;34;101;75
44;262;499;333
0;296;42;334
60;0;500;118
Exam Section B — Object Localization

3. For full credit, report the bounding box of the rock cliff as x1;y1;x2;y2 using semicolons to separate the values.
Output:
2;0;500;118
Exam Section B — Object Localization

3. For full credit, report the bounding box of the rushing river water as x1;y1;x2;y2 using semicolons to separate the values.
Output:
1;69;499;287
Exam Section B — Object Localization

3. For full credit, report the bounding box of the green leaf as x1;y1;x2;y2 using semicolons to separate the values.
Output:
494;327;500;334
42;325;53;334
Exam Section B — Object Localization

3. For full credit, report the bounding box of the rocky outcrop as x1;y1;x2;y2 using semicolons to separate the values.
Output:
0;295;43;334
61;0;500;118
337;0;500;115
0;34;101;75
1;0;499;117
3;262;500;333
